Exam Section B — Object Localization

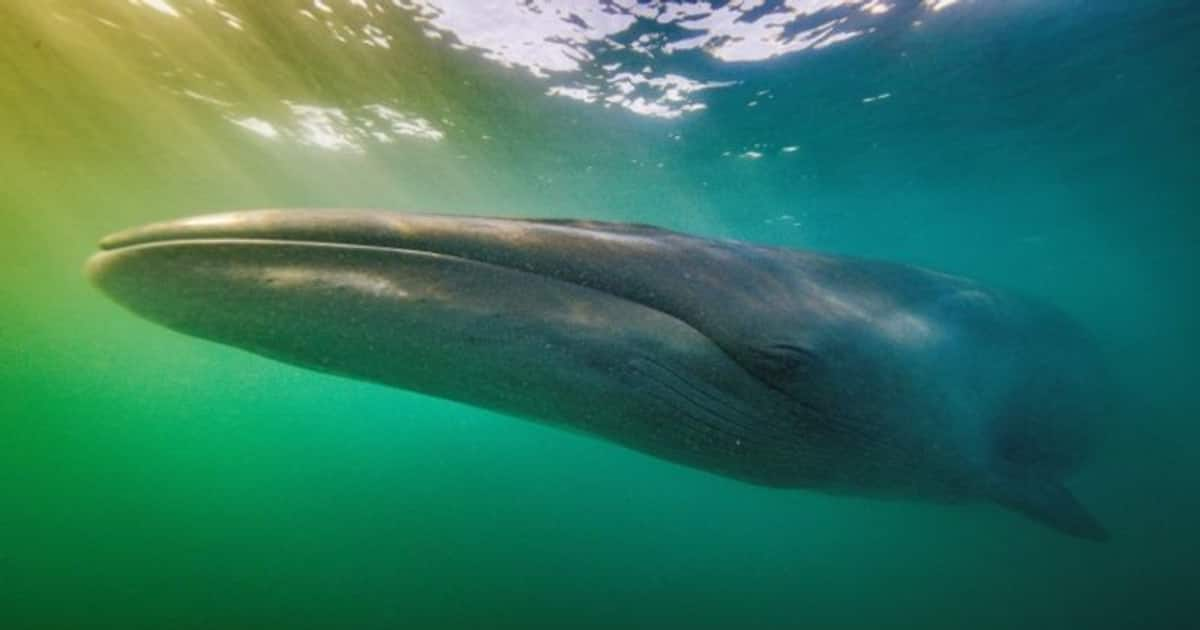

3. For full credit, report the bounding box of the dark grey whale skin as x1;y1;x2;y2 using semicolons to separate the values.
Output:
86;210;1110;540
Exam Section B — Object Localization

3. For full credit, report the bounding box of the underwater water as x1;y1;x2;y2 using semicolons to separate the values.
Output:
1;0;1197;627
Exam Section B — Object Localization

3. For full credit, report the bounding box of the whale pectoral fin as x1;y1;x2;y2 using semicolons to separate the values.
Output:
985;473;1110;542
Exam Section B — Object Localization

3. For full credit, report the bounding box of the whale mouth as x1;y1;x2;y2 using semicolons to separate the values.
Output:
87;210;696;345
90;209;681;301
96;210;451;251
88;209;729;372
96;209;667;257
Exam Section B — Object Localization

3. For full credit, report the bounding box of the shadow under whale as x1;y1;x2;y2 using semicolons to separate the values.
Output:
86;209;1111;541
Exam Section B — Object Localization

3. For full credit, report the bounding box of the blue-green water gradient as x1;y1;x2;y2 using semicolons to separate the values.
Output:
1;1;1196;627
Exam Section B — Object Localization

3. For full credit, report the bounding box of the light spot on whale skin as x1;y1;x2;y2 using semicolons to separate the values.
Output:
229;266;413;300
878;312;937;345
804;282;939;346
177;213;246;229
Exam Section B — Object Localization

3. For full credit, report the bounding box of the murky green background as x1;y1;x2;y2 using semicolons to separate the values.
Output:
2;1;1196;628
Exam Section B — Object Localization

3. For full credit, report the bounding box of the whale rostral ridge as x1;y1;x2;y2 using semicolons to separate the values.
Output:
86;209;1110;541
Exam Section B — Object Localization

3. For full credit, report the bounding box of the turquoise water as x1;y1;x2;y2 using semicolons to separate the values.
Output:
2;1;1197;627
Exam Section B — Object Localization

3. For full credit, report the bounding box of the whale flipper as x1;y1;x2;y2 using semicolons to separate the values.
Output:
986;472;1109;541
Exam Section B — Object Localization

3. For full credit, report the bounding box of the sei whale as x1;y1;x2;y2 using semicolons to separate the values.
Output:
86;210;1109;540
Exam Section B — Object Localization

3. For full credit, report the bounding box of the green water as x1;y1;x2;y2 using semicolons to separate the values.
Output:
2;1;1196;628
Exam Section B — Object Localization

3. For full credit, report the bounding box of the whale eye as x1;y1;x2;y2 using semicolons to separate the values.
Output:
745;342;823;386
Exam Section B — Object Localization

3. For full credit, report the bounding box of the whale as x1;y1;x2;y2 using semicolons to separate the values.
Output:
85;209;1110;540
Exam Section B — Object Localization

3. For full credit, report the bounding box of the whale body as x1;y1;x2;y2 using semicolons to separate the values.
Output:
86;210;1110;540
